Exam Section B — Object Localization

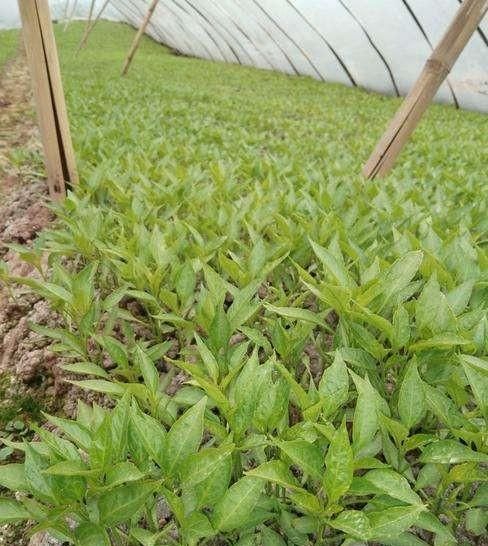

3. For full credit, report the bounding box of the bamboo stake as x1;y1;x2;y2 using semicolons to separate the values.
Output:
362;0;488;179
18;0;78;199
121;0;160;76
62;0;70;22
64;0;78;30
76;0;111;52
76;0;96;53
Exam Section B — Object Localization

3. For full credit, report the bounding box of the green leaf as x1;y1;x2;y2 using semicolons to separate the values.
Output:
246;460;300;490
324;420;353;504
380;415;409;445
277;440;323;480
181;445;233;510
302;279;350;314
161;485;185;524
102;285;128;311
130;408;166;468
350;372;386;454
423;384;470;429
43;413;92;450
350;322;387;360
14;277;72;305
226;281;260;330
287;488;323;515
417;512;456;544
470;484;488;507
319;352;349;417
380;251;423;305
415;463;443;490
106;461;145;487
392;305;410;348
209;306;231;354
383;532;430;546
74;522;110;546
460;354;488;418
265;303;329;329
351;305;394;341
60;361;108;378
275;361;310;411
182;511;215;546
363;469;422;505
369;505;425;539
446;280;473;315
0;464;29;491
98;481;156;525
110;392;131;462
415;276;455;335
176;261;196;305
232;350;265;435
465;508;488;536
0;498;31;523
131;528;161;546
164;397;206;477
96;335;129;368
212;476;263;532
447;462;488;484
359;251;423;308
68;379;126;397
310;239;356;289
398;359;426;429
459;354;488;376
330;510;371;540
261;526;287;546
409;334;470;352
254;367;289;432
24;444;56;503
420;440;488;464
44;460;95;477
195;333;220;383
134;345;160;393
29;324;86;357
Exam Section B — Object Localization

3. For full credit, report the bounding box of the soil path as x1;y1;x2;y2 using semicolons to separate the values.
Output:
0;38;92;420
0;43;62;400
0;41;76;546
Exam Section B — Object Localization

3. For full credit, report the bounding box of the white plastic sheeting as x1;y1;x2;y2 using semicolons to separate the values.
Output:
1;1;487;112
112;0;488;112
0;0;122;29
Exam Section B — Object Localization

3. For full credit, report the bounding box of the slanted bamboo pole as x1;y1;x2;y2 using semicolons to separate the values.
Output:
362;0;488;179
121;0;160;76
76;0;111;51
64;0;78;30
76;0;96;53
62;0;70;22
18;0;78;199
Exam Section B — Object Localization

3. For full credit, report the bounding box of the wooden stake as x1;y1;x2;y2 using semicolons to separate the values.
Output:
362;0;488;179
18;0;78;199
76;0;96;53
76;0;111;52
121;0;160;76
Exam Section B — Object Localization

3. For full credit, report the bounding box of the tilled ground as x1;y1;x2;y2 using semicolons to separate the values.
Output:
0;44;75;417
0;41;93;546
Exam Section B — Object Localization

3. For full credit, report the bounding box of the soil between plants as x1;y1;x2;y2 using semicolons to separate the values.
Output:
0;41;97;546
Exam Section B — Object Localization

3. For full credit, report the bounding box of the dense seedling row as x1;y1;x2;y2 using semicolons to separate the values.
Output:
0;22;487;545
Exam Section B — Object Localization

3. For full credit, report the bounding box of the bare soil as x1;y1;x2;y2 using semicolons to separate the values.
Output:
0;41;85;546
0;45;85;419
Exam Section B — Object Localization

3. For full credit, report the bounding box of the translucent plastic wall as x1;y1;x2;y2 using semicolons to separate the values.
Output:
112;0;488;113
1;1;487;112
0;0;122;30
